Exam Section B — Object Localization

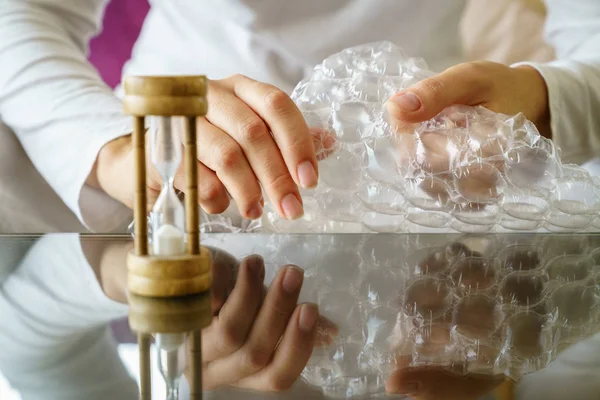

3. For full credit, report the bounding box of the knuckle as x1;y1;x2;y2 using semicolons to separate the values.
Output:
241;347;271;372
284;135;309;155
269;298;295;321
239;116;269;143
263;89;293;115
263;170;295;195
216;323;245;354
460;61;489;79
265;377;294;392
216;143;244;170
420;77;446;99
200;180;225;203
227;73;245;82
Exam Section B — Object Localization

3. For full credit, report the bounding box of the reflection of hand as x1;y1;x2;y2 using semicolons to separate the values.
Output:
386;366;503;400
198;255;336;391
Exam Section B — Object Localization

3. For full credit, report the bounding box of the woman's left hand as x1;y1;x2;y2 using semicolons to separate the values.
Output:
386;61;550;138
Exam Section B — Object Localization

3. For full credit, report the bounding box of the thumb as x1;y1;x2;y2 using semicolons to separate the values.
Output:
386;62;493;124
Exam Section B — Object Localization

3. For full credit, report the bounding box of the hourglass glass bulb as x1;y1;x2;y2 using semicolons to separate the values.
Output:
151;116;181;181
149;116;185;254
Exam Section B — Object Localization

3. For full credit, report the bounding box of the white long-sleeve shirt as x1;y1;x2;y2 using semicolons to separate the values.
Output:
0;0;599;232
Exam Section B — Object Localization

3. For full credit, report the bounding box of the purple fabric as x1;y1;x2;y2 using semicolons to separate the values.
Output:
88;0;150;88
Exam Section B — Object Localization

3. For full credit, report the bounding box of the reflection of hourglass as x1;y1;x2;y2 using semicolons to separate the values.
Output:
124;76;212;400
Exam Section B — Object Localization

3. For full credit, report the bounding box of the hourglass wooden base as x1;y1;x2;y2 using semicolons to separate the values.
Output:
127;248;212;297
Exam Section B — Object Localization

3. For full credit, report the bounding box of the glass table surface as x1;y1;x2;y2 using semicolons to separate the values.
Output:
0;232;599;400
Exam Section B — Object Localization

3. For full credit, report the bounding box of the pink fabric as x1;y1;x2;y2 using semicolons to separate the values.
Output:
88;0;150;88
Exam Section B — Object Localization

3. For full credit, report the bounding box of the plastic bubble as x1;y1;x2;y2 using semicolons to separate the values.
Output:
256;42;594;234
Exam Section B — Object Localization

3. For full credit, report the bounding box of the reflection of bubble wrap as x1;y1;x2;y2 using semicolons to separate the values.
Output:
238;233;600;398
255;42;600;234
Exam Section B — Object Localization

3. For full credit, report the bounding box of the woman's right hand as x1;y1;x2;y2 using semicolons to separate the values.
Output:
94;74;335;220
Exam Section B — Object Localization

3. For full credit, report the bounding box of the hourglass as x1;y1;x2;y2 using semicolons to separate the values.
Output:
124;76;212;400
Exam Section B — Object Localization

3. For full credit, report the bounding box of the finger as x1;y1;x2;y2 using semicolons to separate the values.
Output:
175;161;230;214
386;366;504;400
252;283;344;347
194;118;264;219
203;265;304;385
239;280;337;348
207;247;238;314
386;62;494;124
236;303;319;391
228;76;319;189
202;255;265;362
206;82;305;220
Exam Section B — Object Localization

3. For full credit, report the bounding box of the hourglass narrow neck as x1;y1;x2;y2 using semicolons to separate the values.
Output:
150;116;182;181
166;386;179;400
161;176;176;190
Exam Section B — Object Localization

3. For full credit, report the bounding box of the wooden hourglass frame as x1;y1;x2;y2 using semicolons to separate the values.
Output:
123;76;213;400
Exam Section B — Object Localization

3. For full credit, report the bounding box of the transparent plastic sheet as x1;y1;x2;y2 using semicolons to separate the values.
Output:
196;232;600;399
260;41;598;234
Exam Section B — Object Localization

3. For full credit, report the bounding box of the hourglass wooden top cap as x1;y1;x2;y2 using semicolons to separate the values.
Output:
123;75;208;116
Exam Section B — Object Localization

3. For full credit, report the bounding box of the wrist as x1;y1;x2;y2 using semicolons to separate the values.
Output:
95;135;134;207
513;65;552;139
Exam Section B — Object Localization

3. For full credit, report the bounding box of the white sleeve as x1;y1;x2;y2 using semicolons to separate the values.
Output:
514;0;600;166
0;1;133;232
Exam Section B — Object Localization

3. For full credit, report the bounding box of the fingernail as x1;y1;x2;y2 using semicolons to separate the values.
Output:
245;255;264;279
299;303;319;332
281;193;304;220
392;381;419;394
282;266;304;294
297;161;318;189
246;203;263;220
391;92;421;112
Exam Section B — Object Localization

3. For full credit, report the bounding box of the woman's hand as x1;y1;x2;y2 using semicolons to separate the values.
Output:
385;61;552;206
95;74;325;221
386;61;550;137
196;255;336;392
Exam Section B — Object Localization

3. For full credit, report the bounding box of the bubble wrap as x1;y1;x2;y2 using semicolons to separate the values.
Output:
254;42;600;234
203;232;600;399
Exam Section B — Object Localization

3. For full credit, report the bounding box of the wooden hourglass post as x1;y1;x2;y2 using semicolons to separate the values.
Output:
124;76;212;400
